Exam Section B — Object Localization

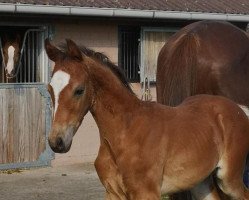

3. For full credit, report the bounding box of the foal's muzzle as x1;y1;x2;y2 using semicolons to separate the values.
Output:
49;136;72;153
48;127;75;153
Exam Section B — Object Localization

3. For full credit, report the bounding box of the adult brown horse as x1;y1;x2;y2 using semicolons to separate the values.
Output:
0;33;22;83
156;20;249;199
46;38;249;200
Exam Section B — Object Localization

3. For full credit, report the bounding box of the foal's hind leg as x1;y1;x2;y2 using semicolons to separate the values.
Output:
191;176;221;200
216;154;249;199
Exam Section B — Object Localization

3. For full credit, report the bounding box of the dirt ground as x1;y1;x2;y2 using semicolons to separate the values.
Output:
0;163;105;200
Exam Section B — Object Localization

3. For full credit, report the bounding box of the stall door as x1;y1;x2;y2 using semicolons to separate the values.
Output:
0;26;53;170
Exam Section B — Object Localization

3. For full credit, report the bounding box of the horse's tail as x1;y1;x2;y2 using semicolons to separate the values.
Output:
156;31;199;106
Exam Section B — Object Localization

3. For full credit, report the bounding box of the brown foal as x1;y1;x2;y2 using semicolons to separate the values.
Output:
46;39;249;200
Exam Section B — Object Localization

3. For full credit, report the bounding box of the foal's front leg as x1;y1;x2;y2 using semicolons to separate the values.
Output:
120;164;162;200
124;177;161;200
95;144;127;200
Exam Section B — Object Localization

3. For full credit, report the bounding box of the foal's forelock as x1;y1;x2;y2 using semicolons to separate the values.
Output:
6;45;15;75
50;70;70;117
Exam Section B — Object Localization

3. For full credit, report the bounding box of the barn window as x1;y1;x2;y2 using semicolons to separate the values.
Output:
118;27;177;83
118;26;140;82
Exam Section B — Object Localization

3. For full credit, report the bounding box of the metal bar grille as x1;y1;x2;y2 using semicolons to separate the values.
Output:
118;27;140;82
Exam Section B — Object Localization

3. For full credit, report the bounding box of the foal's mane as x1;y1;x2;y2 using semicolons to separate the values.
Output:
59;43;134;94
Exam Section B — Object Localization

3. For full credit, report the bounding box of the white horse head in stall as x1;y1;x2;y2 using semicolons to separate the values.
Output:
1;33;22;82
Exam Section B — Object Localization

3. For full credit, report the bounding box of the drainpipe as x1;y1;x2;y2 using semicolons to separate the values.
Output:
0;3;248;22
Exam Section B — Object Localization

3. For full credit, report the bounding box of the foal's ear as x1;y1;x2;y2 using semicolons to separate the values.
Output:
45;38;63;62
66;39;83;61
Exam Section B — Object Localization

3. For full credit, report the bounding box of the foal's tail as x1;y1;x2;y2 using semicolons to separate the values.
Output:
156;30;199;106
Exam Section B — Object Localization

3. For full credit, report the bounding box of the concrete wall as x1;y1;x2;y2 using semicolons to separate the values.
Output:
53;21;118;64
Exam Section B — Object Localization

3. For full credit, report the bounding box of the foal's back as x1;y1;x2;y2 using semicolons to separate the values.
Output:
161;94;249;153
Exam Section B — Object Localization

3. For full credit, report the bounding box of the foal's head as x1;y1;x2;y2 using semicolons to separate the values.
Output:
45;39;96;153
2;34;21;77
46;39;133;153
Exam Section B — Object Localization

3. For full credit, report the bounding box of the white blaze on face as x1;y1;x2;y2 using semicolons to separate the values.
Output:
6;46;15;75
50;70;70;117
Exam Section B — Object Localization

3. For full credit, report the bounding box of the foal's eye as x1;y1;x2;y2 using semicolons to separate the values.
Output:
74;88;84;97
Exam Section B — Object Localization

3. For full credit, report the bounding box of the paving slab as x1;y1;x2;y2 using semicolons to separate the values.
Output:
0;163;105;200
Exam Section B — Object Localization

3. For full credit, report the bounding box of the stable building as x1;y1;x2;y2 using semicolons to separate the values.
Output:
0;0;248;168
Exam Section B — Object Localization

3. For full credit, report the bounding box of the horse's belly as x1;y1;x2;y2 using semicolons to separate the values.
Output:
161;175;180;194
161;152;218;194
161;170;201;194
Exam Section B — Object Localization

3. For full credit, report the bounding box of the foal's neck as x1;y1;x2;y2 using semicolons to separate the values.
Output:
89;63;140;138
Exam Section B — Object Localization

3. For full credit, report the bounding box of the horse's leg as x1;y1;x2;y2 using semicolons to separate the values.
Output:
124;173;161;200
128;190;160;200
95;144;127;200
191;176;221;200
104;187;124;200
216;154;249;199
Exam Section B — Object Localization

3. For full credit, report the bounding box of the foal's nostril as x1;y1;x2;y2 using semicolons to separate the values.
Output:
56;137;65;150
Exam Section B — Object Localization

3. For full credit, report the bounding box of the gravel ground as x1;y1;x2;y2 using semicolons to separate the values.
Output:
0;163;105;200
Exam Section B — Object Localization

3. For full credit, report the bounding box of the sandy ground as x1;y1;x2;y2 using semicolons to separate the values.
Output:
0;163;105;200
